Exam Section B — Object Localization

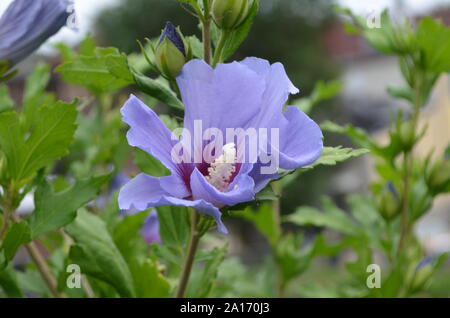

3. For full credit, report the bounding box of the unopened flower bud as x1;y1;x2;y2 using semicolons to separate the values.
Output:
406;258;434;293
398;121;415;152
212;0;252;30
426;159;450;195
155;22;186;79
377;182;400;221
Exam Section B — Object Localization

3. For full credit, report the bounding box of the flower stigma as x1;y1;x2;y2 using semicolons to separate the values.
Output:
205;143;237;192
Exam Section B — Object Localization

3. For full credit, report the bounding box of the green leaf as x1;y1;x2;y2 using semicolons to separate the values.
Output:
0;101;77;183
0;85;14;113
417;17;450;73
255;186;279;201
159;114;181;131
113;211;149;262
1;221;31;261
56;41;78;61
0;265;23;297
275;234;315;285
105;54;135;83
133;72;184;110
321;120;377;151
156;205;190;247
22;64;55;126
187;35;203;59
221;0;259;61
292;80;343;115
130;259;170;298
285;197;358;235
133;148;170;177
78;34;97;56
278;146;368;188
28;174;110;238
239;204;280;246
361;10;414;56
387;86;413;103
16;268;50;296
56;48;133;94
110;210;169;299
23;63;51;107
0;249;5;271
304;146;369;169
65;210;135;298
346;243;373;284
347;195;384;230
186;246;227;297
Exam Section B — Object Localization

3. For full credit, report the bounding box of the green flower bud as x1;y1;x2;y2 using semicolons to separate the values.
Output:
155;22;186;79
377;183;400;221
406;258;434;293
426;159;450;195
212;0;252;30
398;121;415;152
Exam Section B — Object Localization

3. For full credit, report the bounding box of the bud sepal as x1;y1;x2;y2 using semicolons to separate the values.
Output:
154;22;188;79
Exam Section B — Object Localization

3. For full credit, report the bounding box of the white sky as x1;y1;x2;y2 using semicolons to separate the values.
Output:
0;0;449;55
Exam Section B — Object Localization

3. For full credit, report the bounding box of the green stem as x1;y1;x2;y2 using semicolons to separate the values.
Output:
0;203;11;241
0;185;14;241
398;153;412;251
12;214;63;298
24;241;62;298
202;0;212;65
175;211;201;298
397;71;423;253
212;30;230;67
271;181;282;230
271;181;284;298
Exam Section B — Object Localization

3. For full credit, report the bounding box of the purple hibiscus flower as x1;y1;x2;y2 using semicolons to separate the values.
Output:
119;58;323;233
0;0;72;66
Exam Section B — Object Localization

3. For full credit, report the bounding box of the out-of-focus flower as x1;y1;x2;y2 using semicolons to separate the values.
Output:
141;210;161;244
119;58;323;233
0;0;72;67
154;21;186;79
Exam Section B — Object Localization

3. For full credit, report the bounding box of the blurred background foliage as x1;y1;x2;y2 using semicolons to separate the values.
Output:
95;0;339;93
